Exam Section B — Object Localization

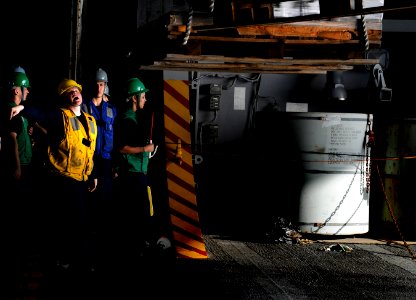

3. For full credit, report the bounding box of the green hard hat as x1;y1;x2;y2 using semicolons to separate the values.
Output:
126;77;148;96
9;71;31;88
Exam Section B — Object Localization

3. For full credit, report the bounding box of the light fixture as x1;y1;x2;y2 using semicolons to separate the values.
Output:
326;71;347;101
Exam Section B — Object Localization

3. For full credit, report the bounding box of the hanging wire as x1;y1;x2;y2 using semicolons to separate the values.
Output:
246;74;262;133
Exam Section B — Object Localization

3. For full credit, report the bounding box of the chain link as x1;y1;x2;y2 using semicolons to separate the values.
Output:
365;116;374;194
313;163;359;233
315;115;373;233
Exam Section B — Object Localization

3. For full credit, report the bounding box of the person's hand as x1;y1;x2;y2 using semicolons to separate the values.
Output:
149;144;158;158
13;167;22;180
146;143;155;153
10;105;24;119
88;178;98;192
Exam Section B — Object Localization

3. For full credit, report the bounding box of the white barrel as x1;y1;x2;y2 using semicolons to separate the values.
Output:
288;112;372;235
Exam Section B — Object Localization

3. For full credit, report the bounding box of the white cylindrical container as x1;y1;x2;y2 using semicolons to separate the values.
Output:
287;112;372;235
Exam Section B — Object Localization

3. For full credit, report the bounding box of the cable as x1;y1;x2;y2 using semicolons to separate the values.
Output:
360;14;370;52
182;6;193;45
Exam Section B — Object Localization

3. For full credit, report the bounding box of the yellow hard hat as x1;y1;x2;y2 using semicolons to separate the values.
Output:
57;78;82;96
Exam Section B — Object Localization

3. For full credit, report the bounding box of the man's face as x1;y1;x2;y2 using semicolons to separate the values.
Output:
96;81;105;98
66;87;82;107
138;92;146;109
13;86;29;102
22;87;29;101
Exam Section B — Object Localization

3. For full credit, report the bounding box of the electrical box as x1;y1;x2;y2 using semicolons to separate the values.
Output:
210;83;222;95
209;96;220;110
199;83;222;111
202;124;219;144
209;84;221;110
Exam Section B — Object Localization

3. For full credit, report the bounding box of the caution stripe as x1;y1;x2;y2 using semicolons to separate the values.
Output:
164;79;208;259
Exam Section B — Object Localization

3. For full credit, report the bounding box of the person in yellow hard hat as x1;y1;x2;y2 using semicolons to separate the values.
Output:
10;78;98;273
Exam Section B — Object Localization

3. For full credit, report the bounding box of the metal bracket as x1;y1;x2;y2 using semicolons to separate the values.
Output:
373;64;392;101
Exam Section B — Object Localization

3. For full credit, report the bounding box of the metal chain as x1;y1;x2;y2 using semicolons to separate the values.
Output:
360;143;371;195
360;14;370;51
365;116;373;193
313;162;359;233
360;154;365;195
182;6;193;45
366;137;371;193
315;116;373;233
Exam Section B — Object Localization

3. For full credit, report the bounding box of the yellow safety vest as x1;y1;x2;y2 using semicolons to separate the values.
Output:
48;108;97;181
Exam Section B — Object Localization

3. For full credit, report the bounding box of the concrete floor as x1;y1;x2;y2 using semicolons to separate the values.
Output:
8;233;416;299
199;234;416;299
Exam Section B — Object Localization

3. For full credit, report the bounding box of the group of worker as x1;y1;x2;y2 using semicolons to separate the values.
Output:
0;66;173;297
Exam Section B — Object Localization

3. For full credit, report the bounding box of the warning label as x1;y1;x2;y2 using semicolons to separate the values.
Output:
327;124;364;165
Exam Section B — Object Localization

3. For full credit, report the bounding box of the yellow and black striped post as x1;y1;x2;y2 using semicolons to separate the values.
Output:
163;79;208;259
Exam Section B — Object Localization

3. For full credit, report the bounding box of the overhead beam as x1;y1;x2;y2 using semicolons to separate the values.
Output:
163;54;380;65
194;4;416;32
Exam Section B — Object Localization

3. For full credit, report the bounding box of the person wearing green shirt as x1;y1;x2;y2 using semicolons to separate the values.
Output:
113;77;156;264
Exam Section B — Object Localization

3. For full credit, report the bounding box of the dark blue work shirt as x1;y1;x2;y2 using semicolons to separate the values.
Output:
82;99;117;160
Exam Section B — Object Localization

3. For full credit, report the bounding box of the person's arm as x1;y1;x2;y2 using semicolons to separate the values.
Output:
119;144;154;154
9;131;21;180
88;178;98;193
10;105;24;119
6;115;24;180
117;118;154;154
88;157;98;193
33;122;47;135
10;104;50;133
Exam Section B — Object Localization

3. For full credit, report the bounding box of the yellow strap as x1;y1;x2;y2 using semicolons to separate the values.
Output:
147;186;154;216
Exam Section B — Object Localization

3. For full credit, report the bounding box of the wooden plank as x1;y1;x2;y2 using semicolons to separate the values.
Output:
235;22;382;39
168;31;381;46
164;54;380;65
283;39;380;45
188;35;282;43
173;23;382;40
318;31;353;40
141;64;329;74
167;36;377;60
142;60;353;72
187;35;363;44
141;64;338;74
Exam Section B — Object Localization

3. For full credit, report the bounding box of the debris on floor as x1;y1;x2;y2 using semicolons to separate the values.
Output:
265;216;312;244
318;243;353;252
